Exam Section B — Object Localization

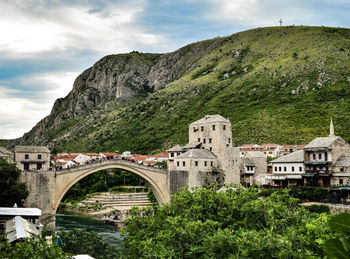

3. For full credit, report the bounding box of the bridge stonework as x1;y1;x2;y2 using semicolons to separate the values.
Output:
20;160;171;228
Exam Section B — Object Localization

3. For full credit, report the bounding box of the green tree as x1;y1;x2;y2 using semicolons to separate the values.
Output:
58;229;120;259
325;213;350;259
122;187;335;258
0;158;28;206
0;235;71;258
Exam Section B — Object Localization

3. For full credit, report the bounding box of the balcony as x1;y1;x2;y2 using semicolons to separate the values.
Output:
304;161;329;165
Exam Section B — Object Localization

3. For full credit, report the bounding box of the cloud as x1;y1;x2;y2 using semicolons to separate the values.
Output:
0;72;78;139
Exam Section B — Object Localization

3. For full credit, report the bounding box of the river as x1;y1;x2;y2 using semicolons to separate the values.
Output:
55;211;123;247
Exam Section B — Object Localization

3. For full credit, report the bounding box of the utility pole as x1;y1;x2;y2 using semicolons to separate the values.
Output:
279;19;283;26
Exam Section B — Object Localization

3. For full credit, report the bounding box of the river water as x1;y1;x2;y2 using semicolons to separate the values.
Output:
55;212;123;247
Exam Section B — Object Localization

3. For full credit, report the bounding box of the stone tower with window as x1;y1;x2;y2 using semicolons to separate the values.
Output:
189;115;237;184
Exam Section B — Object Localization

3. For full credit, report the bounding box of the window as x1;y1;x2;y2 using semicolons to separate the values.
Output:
274;167;277;172
312;154;316;160
38;154;42;159
183;161;186;166
340;179;344;185
25;154;29;159
203;139;206;144
209;138;212;144
195;161;198;166
340;167;344;172
223;125;226;130
171;153;174;157
198;138;200;142
37;163;42;170
201;126;204;132
279;167;281;172
299;166;302;172
209;147;212;151
193;127;196;132
318;153;322;159
228;138;231;143
284;167;286;172
211;161;213;166
292;166;294;172
177;161;179;166
204;161;207;166
212;125;215;130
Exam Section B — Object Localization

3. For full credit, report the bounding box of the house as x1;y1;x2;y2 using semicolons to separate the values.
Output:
238;143;283;158
167;145;185;161
14;146;50;171
99;152;120;160
332;155;350;188
303;135;349;187
0;147;14;164
269;150;305;187
280;145;306;156
239;151;267;187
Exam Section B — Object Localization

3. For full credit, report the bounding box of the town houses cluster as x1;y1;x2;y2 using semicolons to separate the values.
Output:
1;115;350;191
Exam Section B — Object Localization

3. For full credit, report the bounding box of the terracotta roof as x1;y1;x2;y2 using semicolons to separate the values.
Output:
151;152;168;157
271;150;304;163
133;155;148;161
84;153;99;156
53;154;79;161
238;144;258;148
176;149;217;159
190;114;230;125
261;143;282;147
100;152;120;157
15;146;50;153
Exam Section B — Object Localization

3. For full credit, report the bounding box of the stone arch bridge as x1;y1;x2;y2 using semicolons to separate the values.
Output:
20;159;175;227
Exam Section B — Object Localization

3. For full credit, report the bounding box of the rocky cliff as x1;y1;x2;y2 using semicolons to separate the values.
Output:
11;26;350;153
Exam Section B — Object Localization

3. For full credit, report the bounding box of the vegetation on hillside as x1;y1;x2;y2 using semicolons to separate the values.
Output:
19;26;349;155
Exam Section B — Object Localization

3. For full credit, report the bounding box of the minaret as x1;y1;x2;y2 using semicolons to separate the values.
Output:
329;118;335;137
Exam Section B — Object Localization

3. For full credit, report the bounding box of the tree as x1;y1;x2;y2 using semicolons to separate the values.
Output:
0;158;28;206
0;235;71;258
325;213;350;258
58;229;120;259
122;186;335;258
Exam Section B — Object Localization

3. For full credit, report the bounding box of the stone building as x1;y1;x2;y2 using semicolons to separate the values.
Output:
239;151;267;187
168;115;244;190
0;147;14;164
15;146;50;171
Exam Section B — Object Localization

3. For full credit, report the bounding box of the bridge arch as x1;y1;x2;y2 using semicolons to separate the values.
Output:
53;161;170;213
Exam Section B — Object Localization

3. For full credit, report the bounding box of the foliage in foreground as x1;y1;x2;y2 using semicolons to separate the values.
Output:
122;187;337;258
325;213;350;259
58;229;120;259
0;235;71;259
0;158;28;207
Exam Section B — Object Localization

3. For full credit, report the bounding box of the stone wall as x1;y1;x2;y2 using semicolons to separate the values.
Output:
168;170;189;194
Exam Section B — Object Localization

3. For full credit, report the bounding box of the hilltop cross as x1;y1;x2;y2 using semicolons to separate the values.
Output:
279;19;283;26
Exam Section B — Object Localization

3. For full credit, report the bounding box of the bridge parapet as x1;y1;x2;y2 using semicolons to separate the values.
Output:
55;159;167;175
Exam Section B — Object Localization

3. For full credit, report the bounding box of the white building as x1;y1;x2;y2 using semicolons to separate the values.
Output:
269;150;305;187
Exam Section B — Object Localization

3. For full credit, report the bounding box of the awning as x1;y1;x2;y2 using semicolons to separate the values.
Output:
266;175;286;180
6;216;39;243
339;186;350;190
302;173;315;177
285;175;302;179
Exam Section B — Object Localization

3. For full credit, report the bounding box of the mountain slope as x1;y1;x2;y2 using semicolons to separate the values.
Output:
13;26;350;153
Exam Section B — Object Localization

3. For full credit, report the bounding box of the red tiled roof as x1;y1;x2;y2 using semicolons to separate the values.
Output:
261;143;281;147
53;154;79;161
151;152;168;157
133;155;148;161
84;153;99;156
238;144;258;148
101;152;120;157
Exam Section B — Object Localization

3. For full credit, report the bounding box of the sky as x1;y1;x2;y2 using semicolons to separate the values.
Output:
0;0;349;139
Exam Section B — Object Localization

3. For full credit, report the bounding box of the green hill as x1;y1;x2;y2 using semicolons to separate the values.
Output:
12;26;350;154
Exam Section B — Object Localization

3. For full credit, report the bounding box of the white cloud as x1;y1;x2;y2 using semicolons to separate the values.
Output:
202;0;320;28
0;72;77;139
0;0;165;55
